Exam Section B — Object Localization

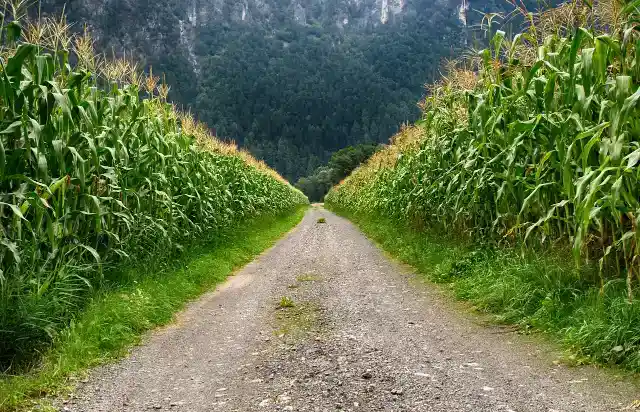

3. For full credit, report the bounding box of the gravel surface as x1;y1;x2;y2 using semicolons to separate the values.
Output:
64;206;639;412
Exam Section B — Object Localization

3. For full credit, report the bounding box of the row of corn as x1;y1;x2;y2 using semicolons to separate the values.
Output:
327;0;640;296
0;12;307;363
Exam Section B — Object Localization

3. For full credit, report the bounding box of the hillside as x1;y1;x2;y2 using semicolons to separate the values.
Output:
37;0;517;180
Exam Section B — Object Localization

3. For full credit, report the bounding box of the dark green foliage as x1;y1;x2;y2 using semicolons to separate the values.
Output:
296;144;379;201
444;250;493;280
193;22;422;180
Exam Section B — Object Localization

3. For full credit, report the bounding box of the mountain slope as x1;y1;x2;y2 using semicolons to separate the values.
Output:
40;0;514;180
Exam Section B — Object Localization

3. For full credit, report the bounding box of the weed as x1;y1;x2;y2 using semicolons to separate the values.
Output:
296;274;319;282
274;301;321;340
279;296;295;308
317;218;327;224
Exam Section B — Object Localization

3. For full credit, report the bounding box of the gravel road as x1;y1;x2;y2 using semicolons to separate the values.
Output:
65;206;639;412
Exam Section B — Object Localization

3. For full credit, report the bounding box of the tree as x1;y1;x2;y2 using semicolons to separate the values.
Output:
295;143;380;201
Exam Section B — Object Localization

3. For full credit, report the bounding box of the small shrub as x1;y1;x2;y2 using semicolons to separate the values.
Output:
444;250;492;281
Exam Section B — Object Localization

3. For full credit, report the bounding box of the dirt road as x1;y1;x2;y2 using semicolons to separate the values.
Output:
66;206;638;412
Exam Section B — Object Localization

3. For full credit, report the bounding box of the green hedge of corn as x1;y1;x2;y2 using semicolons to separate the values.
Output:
327;1;640;295
0;15;307;366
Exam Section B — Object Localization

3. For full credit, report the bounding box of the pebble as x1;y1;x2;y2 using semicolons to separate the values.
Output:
277;394;292;404
258;399;271;407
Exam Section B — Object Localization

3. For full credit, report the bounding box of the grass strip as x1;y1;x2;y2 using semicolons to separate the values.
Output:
330;207;640;374
0;207;307;411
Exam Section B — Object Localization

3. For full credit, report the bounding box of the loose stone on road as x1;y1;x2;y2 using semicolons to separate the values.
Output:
66;207;638;411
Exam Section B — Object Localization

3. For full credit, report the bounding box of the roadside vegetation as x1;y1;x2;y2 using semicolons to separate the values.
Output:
327;0;640;371
0;208;306;411
0;2;307;402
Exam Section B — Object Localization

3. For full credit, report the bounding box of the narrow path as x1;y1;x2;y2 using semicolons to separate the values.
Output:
67;207;638;412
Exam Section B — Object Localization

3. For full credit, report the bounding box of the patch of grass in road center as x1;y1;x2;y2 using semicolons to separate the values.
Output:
296;274;320;283
0;207;307;412
328;206;640;374
278;296;296;308
274;301;321;341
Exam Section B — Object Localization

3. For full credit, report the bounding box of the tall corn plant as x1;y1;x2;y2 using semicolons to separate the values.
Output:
327;0;640;298
0;9;307;367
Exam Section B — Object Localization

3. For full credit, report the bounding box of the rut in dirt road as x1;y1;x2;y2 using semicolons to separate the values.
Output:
67;207;638;412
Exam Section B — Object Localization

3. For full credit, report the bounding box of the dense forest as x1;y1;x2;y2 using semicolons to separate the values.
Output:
193;13;455;179
37;0;531;182
295;143;380;201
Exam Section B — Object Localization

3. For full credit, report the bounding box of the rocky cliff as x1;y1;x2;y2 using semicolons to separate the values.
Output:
41;0;461;73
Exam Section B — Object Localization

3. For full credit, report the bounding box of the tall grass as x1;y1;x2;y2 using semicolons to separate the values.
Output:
0;4;307;368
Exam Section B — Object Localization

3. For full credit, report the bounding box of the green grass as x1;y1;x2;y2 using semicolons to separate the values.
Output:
278;296;296;308
0;207;306;411
330;207;640;373
274;301;321;340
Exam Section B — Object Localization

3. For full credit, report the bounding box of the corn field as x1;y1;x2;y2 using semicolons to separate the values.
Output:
0;8;307;365
327;0;640;298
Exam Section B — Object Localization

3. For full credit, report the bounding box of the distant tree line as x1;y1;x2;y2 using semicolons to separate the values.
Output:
295;143;380;201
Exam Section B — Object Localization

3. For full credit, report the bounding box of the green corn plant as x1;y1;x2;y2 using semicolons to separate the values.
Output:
327;0;640;301
0;11;307;367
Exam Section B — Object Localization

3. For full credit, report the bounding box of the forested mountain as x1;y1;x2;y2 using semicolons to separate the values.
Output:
38;0;521;180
